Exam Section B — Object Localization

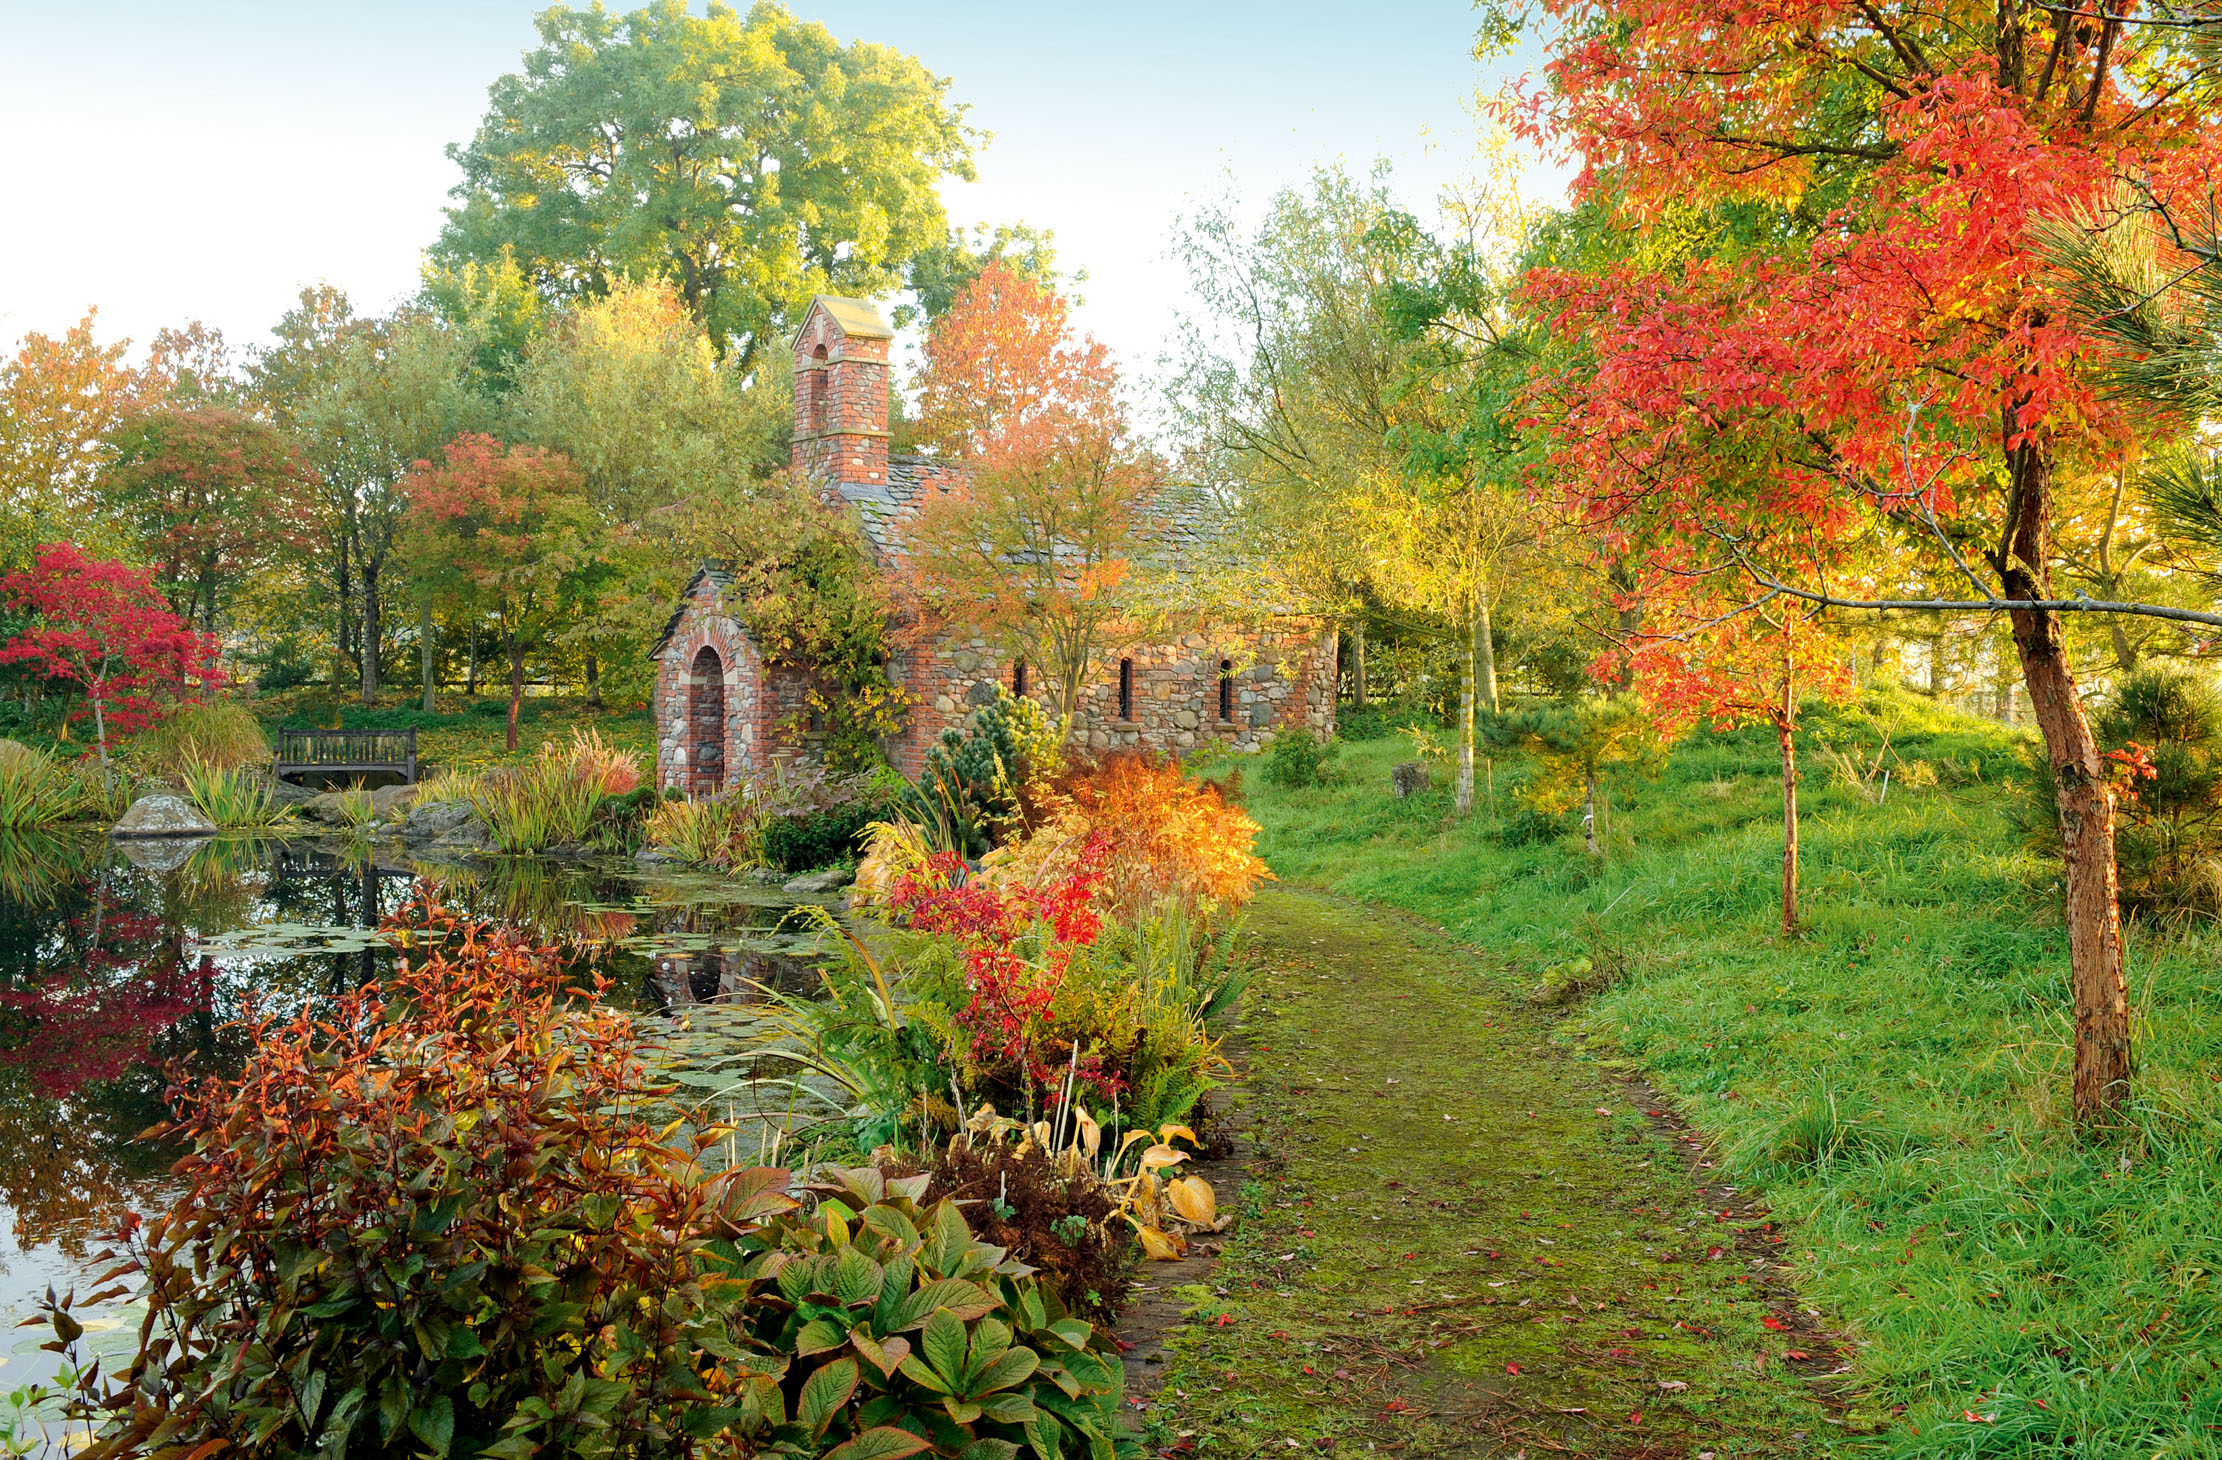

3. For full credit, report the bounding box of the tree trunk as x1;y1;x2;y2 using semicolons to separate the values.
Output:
360;562;381;705
1777;707;1799;936
1351;618;1368;708
420;599;437;715
467;624;480;696
335;537;353;688
1454;598;1477;816
2109;618;2138;675
1994;430;2132;1124
585;652;602;710
1475;588;1499;715
506;632;525;753
1581;771;1601;856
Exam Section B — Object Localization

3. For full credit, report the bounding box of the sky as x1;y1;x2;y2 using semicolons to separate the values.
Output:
0;0;1558;385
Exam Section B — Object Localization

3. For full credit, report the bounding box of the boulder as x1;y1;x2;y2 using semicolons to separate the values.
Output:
400;799;475;844
115;834;211;874
299;791;348;824
782;866;855;894
1391;760;1431;799
544;841;596;862
111;793;218;839
370;784;418;820
426;817;492;854
266;777;320;808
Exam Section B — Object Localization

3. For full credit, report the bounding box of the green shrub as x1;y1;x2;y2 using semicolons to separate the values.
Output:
1261;728;1332;789
243;632;319;692
765;801;886;871
903;689;1062;855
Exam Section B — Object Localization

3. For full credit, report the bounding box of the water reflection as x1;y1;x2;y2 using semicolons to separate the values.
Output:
0;830;828;1407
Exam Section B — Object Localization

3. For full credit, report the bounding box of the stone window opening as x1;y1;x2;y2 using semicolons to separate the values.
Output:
1118;658;1134;722
809;344;829;433
1012;658;1027;697
1218;659;1234;721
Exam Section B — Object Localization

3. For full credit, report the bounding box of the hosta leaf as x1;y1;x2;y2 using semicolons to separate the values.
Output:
796;1317;849;1355
798;1357;859;1437
1136;1225;1186;1261
850;1327;912;1379
1165;1176;1216;1227
923;1200;970;1274
970;1347;1040;1396
830;1245;885;1307
824;1426;934;1460
919;1309;967;1384
977;1392;1039;1424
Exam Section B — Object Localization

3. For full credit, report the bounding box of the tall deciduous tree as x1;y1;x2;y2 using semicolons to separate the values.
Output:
905;265;1162;738
436;0;975;368
101;408;319;632
399;435;603;749
0;312;145;569
1524;0;2222;1121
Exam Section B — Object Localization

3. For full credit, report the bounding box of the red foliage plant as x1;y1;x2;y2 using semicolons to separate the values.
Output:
56;896;803;1460
0;542;224;766
889;842;1121;1100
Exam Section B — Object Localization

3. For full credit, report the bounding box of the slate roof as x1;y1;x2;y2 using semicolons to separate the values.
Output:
648;563;734;660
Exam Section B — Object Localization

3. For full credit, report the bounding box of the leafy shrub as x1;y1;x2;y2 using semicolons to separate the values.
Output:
765;801;886;871
998;753;1269;922
49;900;809;1459
129;701;268;779
902;689;1063;856
1261;728;1333;788
761;768;897;871
892;1139;1131;1324
242;632;318;692
588;784;673;853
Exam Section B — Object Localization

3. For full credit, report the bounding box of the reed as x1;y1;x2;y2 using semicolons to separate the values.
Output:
644;791;766;868
181;758;288;828
0;740;97;827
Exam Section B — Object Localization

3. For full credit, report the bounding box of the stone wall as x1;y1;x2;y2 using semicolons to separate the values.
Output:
651;578;773;793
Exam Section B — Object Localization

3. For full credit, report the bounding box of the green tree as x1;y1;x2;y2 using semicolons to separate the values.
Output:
436;0;975;368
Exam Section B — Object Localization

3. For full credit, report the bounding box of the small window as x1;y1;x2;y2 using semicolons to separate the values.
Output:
1012;659;1027;697
1218;659;1234;721
809;344;829;432
1118;659;1134;722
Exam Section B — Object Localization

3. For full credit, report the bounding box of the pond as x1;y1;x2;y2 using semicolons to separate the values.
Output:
0;830;834;1422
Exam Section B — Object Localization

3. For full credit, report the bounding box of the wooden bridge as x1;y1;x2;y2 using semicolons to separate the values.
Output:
273;727;418;787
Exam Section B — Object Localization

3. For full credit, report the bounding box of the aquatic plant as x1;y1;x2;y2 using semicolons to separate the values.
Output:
645;789;768;868
178;758;286;829
0;740;98;827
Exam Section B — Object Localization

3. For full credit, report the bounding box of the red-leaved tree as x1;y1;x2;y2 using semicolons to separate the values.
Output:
1522;0;2222;1120
0;542;224;769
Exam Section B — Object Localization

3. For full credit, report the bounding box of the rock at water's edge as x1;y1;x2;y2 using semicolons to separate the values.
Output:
783;866;855;895
400;800;474;844
112;793;218;838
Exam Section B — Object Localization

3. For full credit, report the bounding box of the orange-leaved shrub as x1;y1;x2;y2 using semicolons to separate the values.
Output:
996;752;1268;920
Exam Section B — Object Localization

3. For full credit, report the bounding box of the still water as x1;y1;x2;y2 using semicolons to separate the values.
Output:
0;831;827;1419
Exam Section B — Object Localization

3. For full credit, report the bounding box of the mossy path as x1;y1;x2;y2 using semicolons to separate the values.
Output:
1139;888;1861;1458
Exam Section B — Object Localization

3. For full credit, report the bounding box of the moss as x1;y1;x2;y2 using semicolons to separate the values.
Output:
1145;889;1836;1456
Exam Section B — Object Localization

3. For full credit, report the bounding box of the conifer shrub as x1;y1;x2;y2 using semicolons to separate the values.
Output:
902;689;1063;856
47;900;1128;1460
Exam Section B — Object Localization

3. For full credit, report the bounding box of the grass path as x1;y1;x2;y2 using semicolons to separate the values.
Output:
1142;888;1871;1458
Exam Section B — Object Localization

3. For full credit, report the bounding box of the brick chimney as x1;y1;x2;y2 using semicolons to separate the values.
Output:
792;296;894;491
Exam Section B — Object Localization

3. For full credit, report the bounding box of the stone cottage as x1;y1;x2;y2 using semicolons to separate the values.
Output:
649;296;1336;794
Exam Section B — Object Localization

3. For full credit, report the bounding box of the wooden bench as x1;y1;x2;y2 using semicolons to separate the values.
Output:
273;727;418;787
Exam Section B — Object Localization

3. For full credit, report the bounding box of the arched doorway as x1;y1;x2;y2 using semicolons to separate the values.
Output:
688;646;726;795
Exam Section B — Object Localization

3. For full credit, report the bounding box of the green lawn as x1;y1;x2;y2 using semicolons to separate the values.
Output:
1231;691;2222;1457
248;688;656;777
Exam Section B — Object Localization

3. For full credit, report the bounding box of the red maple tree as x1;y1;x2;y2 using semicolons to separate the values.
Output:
0;542;224;768
1521;0;2222;1119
